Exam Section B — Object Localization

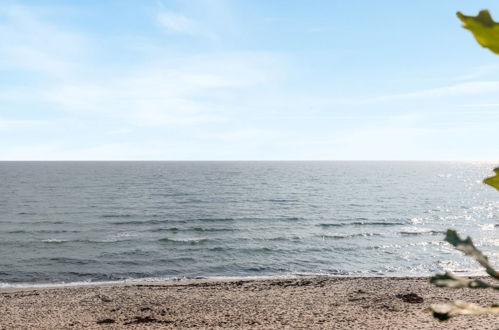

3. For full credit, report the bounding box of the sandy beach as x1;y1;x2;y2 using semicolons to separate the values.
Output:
1;276;498;329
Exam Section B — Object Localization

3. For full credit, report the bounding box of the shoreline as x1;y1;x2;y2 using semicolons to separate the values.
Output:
0;274;307;291
0;274;426;291
1;276;498;329
0;271;488;291
1;274;437;292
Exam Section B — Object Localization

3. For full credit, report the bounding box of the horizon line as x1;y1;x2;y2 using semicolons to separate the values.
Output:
0;160;498;162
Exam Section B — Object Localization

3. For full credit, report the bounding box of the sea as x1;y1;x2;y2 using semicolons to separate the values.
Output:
0;161;498;288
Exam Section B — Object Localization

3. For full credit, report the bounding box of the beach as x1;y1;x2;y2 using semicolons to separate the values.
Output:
1;276;498;329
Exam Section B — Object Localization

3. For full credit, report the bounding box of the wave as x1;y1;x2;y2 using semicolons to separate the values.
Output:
148;192;191;197
223;247;276;253
42;239;69;244
193;218;236;222
150;227;236;233
279;217;303;221
157;238;213;245
350;221;406;226
317;223;344;228
30;220;66;225
112;217;304;226
111;219;170;225
47;257;94;265
8;229;79;234
196;217;307;223
101;214;134;218
267;236;303;241
111;218;236;225
318;221;405;228
99;249;154;258
318;233;381;239
40;237;138;244
0;274;326;290
5;230;27;234
399;230;445;236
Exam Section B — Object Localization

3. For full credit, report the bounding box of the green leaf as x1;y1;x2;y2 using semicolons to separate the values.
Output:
444;230;499;280
484;168;499;190
429;300;499;321
430;272;499;290
456;10;499;54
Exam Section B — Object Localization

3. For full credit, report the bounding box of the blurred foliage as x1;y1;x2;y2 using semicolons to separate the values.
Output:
457;10;499;54
428;10;499;321
484;168;499;190
430;300;499;321
429;231;499;320
445;230;498;280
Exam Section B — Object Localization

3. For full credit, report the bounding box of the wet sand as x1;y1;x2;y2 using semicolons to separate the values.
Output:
1;276;498;329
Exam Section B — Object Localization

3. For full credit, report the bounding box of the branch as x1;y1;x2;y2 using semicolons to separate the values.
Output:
429;300;499;321
430;272;499;290
444;230;499;281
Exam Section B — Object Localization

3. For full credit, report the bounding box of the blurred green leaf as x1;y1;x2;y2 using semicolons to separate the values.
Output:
429;8;499;323
444;230;499;280
484;168;499;190
457;10;499;54
429;300;499;321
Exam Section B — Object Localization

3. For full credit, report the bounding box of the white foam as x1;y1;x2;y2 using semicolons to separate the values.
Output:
0;273;339;290
41;239;68;243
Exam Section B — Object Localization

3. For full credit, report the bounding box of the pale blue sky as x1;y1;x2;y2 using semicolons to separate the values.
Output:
2;0;499;160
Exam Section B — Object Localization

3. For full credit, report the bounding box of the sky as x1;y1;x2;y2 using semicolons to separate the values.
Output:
2;0;499;160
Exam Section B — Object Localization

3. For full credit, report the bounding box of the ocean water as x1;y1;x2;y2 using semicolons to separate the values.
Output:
0;161;498;287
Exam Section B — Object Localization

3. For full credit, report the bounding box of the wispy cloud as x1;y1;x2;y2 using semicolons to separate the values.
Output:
339;81;499;105
453;64;499;82
0;5;90;78
0;3;287;160
0;142;165;161
457;103;499;108
0;4;281;128
0;117;47;131
156;10;217;40
157;11;196;33
211;128;278;142
39;52;280;126
4;1;498;160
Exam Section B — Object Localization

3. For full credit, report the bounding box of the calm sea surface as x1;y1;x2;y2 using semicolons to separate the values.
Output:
0;161;498;287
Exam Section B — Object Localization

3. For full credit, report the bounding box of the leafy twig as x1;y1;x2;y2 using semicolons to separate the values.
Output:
429;230;499;320
444;230;499;281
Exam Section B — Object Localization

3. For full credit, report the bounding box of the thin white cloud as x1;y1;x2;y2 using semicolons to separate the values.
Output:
157;10;217;40
157;11;195;33
0;142;160;161
0;5;90;77
0;117;47;131
0;143;59;160
0;4;281;138
15;3;498;161
340;81;499;105
457;103;499;108
390;81;499;99
453;64;499;81
211;128;277;142
38;52;281;126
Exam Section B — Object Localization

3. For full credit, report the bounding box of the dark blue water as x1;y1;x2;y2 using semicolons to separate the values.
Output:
0;161;497;287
